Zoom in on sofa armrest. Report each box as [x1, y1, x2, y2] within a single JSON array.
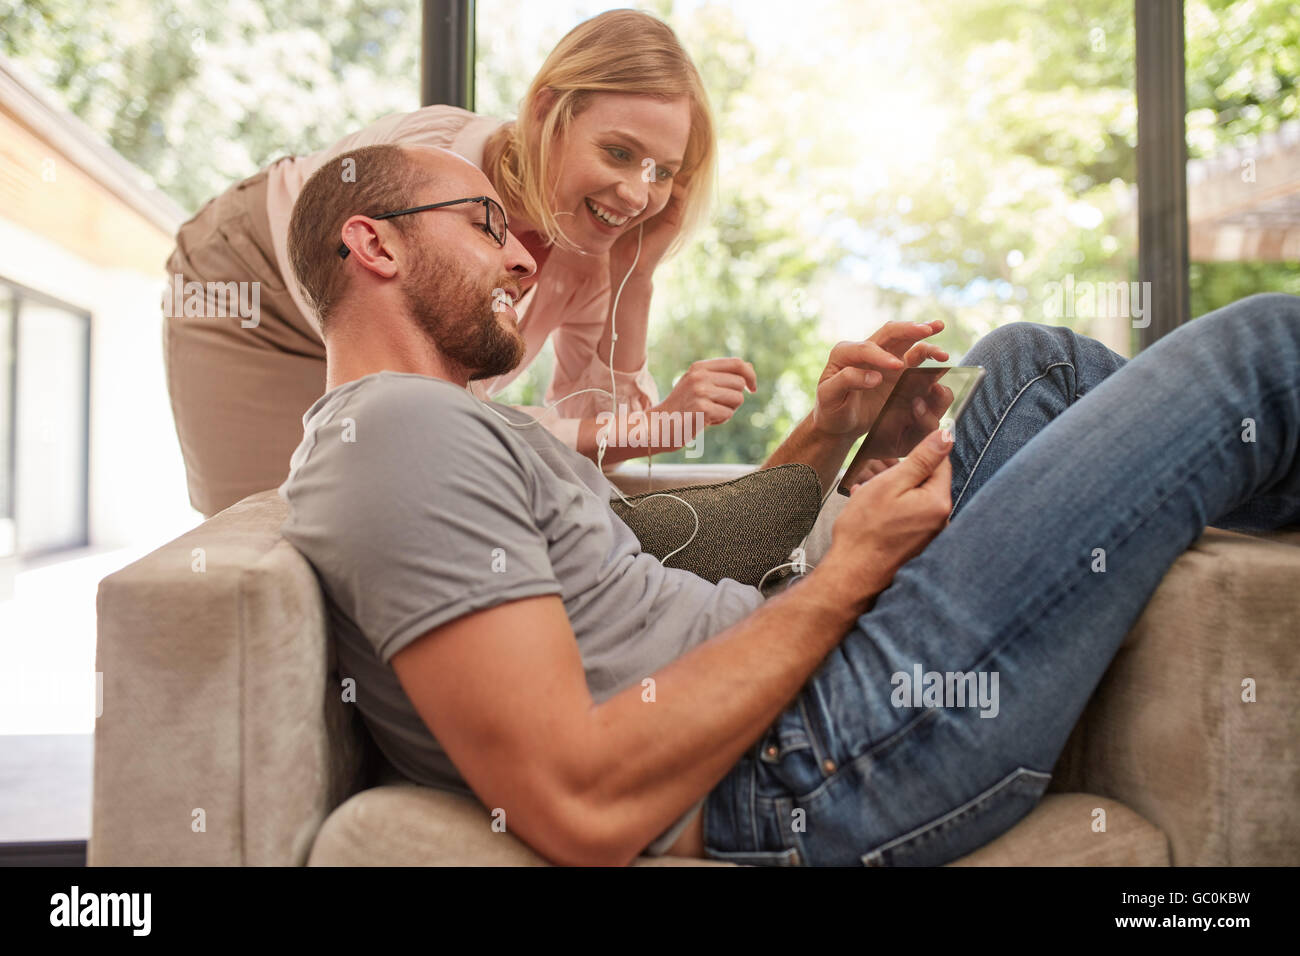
[[1049, 527, 1300, 864], [91, 491, 370, 866]]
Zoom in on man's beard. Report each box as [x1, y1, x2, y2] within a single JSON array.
[[402, 246, 525, 382]]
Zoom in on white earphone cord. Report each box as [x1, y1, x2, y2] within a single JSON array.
[[467, 223, 819, 590]]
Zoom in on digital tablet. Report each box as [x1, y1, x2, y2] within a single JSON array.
[[836, 365, 986, 496]]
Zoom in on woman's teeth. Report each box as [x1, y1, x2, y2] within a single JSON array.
[[585, 198, 629, 227]]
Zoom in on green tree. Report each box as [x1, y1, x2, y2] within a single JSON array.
[[6, 0, 1294, 465], [1, 0, 421, 211]]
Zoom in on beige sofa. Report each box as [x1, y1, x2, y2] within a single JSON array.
[[90, 463, 1300, 866]]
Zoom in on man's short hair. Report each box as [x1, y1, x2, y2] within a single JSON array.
[[287, 144, 427, 331]]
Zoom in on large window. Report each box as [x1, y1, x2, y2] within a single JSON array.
[[479, 0, 1141, 463], [7, 2, 1294, 468], [0, 283, 13, 562], [0, 281, 92, 853], [0, 280, 89, 559]]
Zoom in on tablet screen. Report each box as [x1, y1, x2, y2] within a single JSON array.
[[837, 365, 985, 495]]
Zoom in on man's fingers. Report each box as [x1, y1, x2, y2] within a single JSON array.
[[920, 453, 953, 511], [829, 339, 904, 373], [928, 383, 954, 413], [818, 365, 882, 407], [850, 457, 900, 488], [912, 384, 954, 428], [870, 319, 945, 352], [911, 397, 943, 432], [882, 428, 954, 489]]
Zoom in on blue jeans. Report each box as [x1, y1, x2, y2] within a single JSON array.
[[702, 293, 1300, 866]]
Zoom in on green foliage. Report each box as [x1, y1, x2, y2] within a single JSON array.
[[645, 195, 831, 464], [0, 0, 421, 211], [1186, 0, 1300, 153], [1191, 261, 1300, 318], [4, 0, 1295, 464], [1184, 0, 1300, 316], [853, 0, 1299, 335]]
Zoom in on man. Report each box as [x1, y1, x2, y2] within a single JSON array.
[[279, 143, 1300, 866]]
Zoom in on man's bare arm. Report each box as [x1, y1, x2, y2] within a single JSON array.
[[389, 431, 951, 867], [577, 559, 873, 864], [761, 412, 858, 497], [568, 432, 953, 864], [390, 558, 873, 867]]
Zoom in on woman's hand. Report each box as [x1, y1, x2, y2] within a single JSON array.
[[811, 319, 949, 439], [650, 357, 757, 447]]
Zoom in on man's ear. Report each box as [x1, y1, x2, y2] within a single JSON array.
[[339, 216, 399, 279]]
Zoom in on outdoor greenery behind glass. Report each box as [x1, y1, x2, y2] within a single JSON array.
[[3, 0, 1293, 464]]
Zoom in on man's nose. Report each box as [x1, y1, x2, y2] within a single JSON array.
[[504, 231, 536, 278]]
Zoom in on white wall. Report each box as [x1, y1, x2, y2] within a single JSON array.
[[0, 216, 201, 552]]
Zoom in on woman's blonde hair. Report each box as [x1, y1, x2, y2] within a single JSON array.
[[488, 8, 716, 256]]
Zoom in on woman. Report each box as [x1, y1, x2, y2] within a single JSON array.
[[164, 9, 755, 517]]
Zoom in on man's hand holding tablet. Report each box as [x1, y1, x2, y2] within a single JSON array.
[[837, 365, 986, 496], [810, 321, 951, 440]]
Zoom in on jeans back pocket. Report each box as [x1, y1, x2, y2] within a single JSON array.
[[860, 766, 1052, 867]]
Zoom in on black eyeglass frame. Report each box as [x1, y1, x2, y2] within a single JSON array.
[[336, 195, 508, 258]]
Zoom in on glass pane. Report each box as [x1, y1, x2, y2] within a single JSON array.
[[0, 4, 421, 214], [1185, 0, 1300, 315], [477, 1, 1139, 466], [0, 285, 13, 556], [14, 302, 89, 556], [0, 295, 94, 844]]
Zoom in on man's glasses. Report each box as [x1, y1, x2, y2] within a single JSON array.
[[337, 196, 508, 258]]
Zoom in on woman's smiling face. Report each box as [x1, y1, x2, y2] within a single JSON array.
[[546, 92, 692, 253]]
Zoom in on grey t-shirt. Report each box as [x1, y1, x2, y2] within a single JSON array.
[[278, 370, 766, 857]]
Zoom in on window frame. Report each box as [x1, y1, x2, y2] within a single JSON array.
[[1135, 0, 1191, 350], [0, 276, 93, 559]]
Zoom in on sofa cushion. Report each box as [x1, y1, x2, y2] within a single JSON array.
[[608, 462, 823, 588], [306, 784, 1166, 867], [948, 793, 1169, 866]]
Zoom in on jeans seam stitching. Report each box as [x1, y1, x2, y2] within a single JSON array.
[[796, 708, 943, 806], [758, 367, 1292, 859], [835, 420, 1240, 807], [859, 764, 1053, 862], [796, 695, 833, 775], [952, 361, 1075, 514]]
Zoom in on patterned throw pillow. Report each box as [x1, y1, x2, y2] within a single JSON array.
[[608, 463, 824, 590]]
